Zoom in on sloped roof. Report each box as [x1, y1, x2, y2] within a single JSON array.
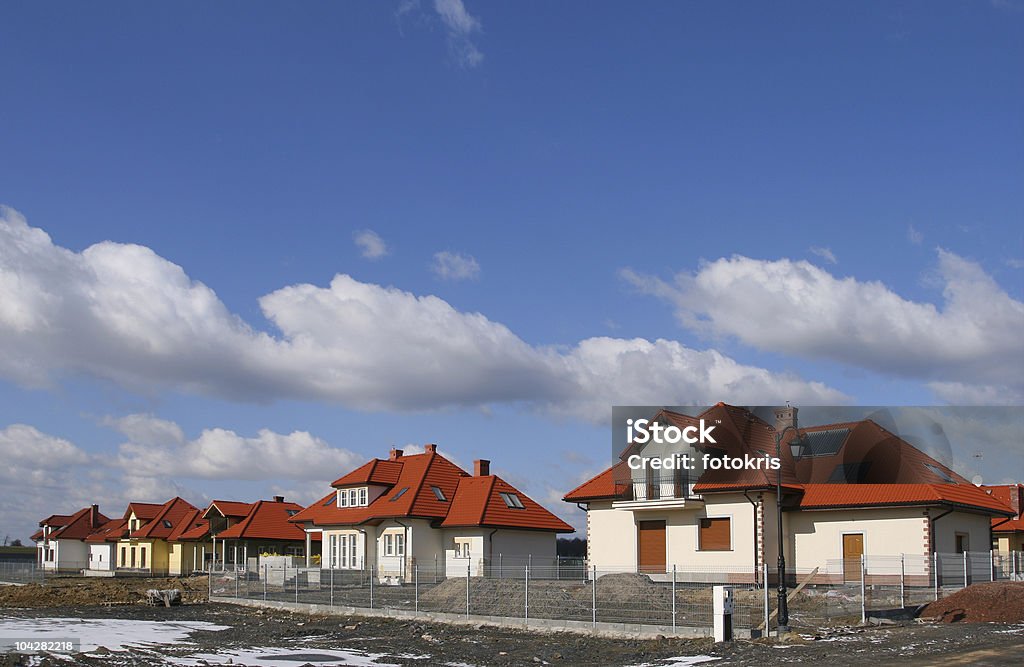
[[168, 509, 210, 542], [292, 448, 570, 533], [204, 501, 254, 520], [441, 476, 573, 532], [36, 506, 110, 541], [216, 499, 313, 541], [988, 484, 1024, 532], [798, 483, 1014, 515], [123, 502, 163, 521], [85, 517, 129, 544], [129, 497, 198, 540], [563, 462, 632, 502]]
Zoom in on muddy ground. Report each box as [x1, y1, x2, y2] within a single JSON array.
[[1, 578, 1022, 666]]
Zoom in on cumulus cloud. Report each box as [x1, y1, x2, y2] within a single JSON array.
[[353, 229, 389, 260], [809, 246, 837, 264], [431, 250, 480, 281], [110, 414, 362, 481], [623, 250, 1024, 403], [433, 0, 484, 68], [0, 208, 844, 419]]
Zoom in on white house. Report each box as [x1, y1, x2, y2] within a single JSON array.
[[32, 505, 110, 572], [84, 517, 128, 574], [565, 404, 1013, 583], [290, 445, 573, 580]]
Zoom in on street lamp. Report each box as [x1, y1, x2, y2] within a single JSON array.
[[774, 419, 807, 635]]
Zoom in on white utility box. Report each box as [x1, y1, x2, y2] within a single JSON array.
[[713, 585, 735, 642]]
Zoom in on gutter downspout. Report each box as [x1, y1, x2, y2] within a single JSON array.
[[357, 528, 369, 574], [743, 490, 760, 586], [487, 528, 499, 572]]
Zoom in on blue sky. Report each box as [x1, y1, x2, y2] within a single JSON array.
[[1, 1, 1022, 542]]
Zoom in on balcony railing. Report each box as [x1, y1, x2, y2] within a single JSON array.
[[630, 473, 700, 502]]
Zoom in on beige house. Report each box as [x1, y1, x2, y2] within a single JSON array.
[[565, 404, 1013, 582]]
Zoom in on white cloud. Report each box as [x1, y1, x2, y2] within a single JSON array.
[[110, 414, 362, 481], [431, 250, 480, 281], [433, 0, 484, 68], [353, 229, 389, 260], [0, 424, 90, 467], [809, 246, 837, 264], [907, 225, 924, 245], [623, 250, 1024, 403], [0, 207, 845, 418]]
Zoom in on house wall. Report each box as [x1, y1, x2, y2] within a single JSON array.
[[442, 529, 485, 576], [929, 510, 992, 555], [788, 507, 929, 575], [995, 533, 1024, 552], [40, 539, 89, 571], [490, 529, 556, 564], [88, 544, 114, 571], [321, 528, 371, 570], [586, 501, 639, 569]]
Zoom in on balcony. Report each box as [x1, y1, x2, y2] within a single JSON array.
[[611, 473, 704, 511]]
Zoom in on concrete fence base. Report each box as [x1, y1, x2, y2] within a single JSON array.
[[210, 595, 753, 640]]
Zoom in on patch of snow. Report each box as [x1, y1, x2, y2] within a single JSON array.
[[166, 646, 410, 667], [0, 616, 229, 653], [629, 656, 720, 667]]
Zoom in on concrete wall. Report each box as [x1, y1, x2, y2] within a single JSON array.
[[930, 510, 992, 555], [88, 543, 114, 571]]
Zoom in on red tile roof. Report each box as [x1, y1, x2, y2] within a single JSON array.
[[563, 462, 632, 502], [123, 502, 163, 521], [36, 506, 110, 541], [798, 483, 1014, 515], [85, 518, 129, 544], [987, 484, 1024, 532], [292, 448, 572, 533], [167, 509, 210, 542], [129, 497, 199, 540], [205, 501, 254, 520], [215, 499, 314, 541]]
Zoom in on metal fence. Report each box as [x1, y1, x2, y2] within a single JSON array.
[[216, 550, 1023, 634], [0, 562, 43, 584]]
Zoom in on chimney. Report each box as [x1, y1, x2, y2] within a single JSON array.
[[474, 459, 490, 477], [424, 444, 437, 454], [90, 504, 99, 528], [389, 448, 404, 461], [273, 495, 284, 503], [774, 405, 798, 435]]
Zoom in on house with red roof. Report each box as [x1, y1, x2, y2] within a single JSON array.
[[564, 404, 1014, 582], [289, 444, 573, 580], [32, 505, 110, 572], [210, 496, 319, 570], [84, 517, 129, 574], [115, 497, 199, 574], [987, 484, 1024, 553]]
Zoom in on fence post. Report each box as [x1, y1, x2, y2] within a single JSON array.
[[370, 565, 374, 609], [263, 564, 267, 601], [860, 554, 866, 625], [434, 553, 438, 584], [933, 552, 939, 601], [499, 553, 503, 579], [235, 569, 239, 599], [671, 564, 676, 631], [763, 563, 770, 634], [415, 564, 419, 612], [556, 556, 559, 581], [962, 551, 968, 589], [525, 564, 530, 623], [899, 554, 905, 609], [591, 565, 597, 627], [294, 567, 298, 604], [330, 566, 334, 607], [990, 550, 995, 582], [466, 561, 471, 619], [208, 561, 212, 600]]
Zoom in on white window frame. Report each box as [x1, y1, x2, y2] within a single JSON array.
[[396, 533, 405, 556], [454, 538, 471, 559], [339, 490, 349, 507], [384, 533, 394, 556]]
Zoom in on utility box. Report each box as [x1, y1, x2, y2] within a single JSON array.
[[713, 585, 734, 642]]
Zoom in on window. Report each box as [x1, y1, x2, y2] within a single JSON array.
[[348, 489, 358, 506], [339, 490, 349, 507], [454, 539, 471, 558], [431, 486, 447, 501], [359, 488, 368, 506], [140, 547, 147, 568], [162, 520, 173, 529], [396, 533, 405, 556], [121, 546, 126, 566], [499, 492, 524, 509], [698, 517, 731, 551], [340, 535, 347, 567], [325, 495, 337, 507], [955, 533, 969, 554], [828, 462, 871, 483], [384, 534, 394, 556], [390, 487, 409, 502], [286, 509, 299, 516], [925, 463, 956, 483]]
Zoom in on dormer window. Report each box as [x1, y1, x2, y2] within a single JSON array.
[[338, 487, 370, 508]]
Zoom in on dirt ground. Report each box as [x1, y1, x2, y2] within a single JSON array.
[[921, 581, 1024, 623], [1, 578, 1022, 666], [0, 576, 209, 608]]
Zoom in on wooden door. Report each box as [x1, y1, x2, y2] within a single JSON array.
[[843, 533, 864, 582], [638, 520, 667, 573]]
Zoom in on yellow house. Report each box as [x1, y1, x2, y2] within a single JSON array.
[[167, 508, 213, 575], [116, 498, 198, 575]]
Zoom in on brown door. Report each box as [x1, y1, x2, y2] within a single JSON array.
[[843, 533, 864, 582], [638, 520, 667, 573]]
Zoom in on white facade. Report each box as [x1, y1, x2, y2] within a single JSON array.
[[36, 538, 90, 572], [87, 543, 115, 571]]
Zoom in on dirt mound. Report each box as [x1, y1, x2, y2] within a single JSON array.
[[418, 578, 591, 618], [920, 581, 1024, 623], [0, 576, 209, 608]]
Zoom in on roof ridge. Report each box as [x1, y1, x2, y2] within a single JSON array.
[[477, 476, 496, 525]]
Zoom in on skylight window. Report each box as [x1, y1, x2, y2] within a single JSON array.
[[162, 520, 173, 528], [925, 463, 956, 483], [286, 509, 299, 516], [390, 487, 409, 502], [500, 492, 525, 509], [432, 486, 447, 501]]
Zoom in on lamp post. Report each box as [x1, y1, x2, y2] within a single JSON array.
[[774, 420, 806, 635]]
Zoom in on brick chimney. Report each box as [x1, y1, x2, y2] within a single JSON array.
[[424, 444, 437, 454], [389, 448, 404, 461], [474, 459, 490, 477], [273, 495, 284, 503], [774, 405, 798, 434], [90, 504, 99, 528]]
